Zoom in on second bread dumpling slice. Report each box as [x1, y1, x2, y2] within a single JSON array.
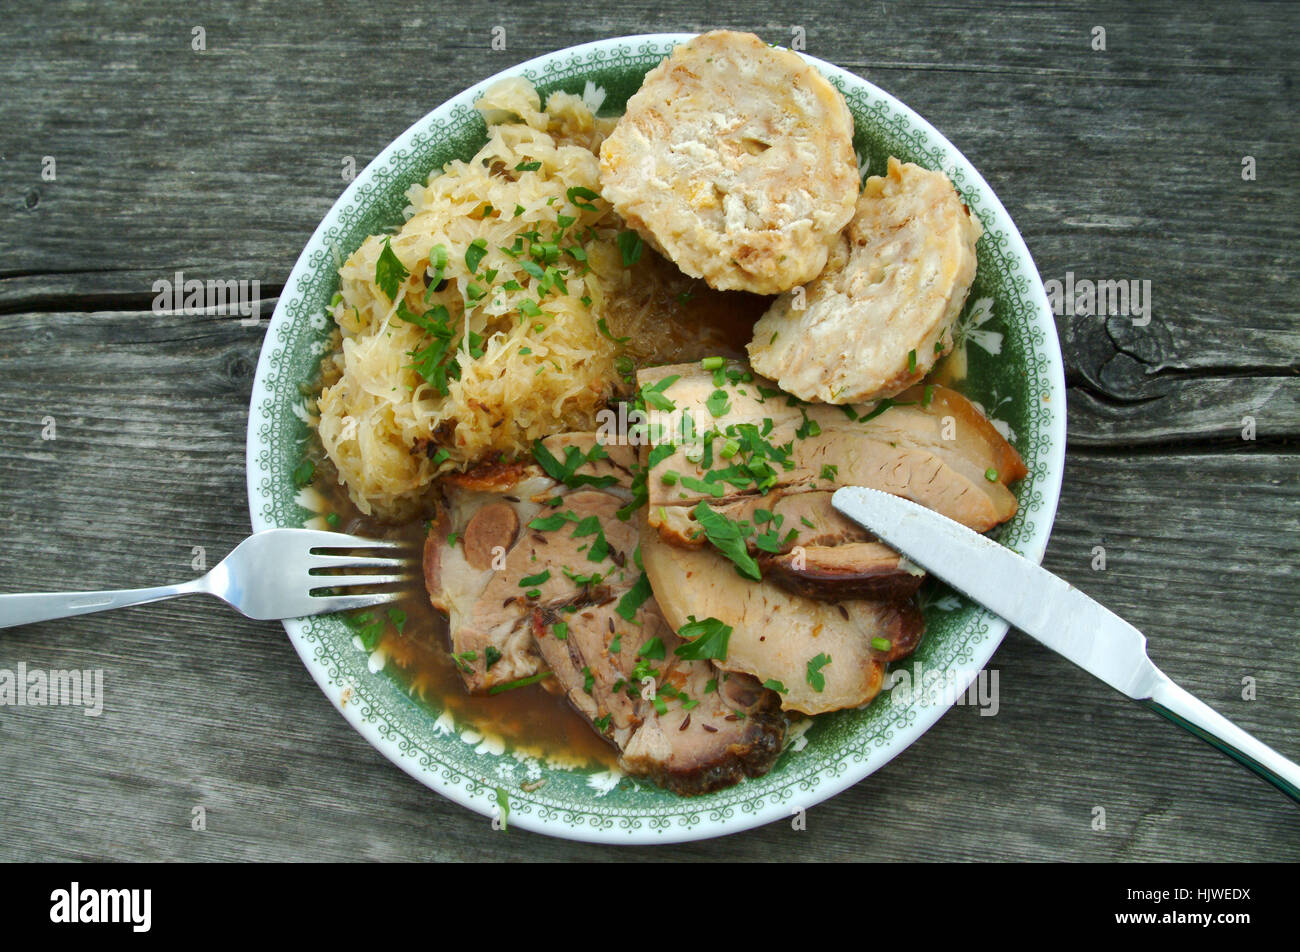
[[748, 157, 983, 405]]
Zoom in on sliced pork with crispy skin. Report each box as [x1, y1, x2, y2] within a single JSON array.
[[760, 541, 925, 602], [531, 598, 784, 795], [655, 490, 923, 602], [423, 434, 638, 694], [641, 518, 924, 715], [631, 362, 1021, 714], [424, 430, 786, 793], [654, 489, 873, 549], [639, 362, 1026, 535]]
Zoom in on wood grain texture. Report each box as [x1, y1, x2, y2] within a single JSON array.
[[0, 0, 1297, 861]]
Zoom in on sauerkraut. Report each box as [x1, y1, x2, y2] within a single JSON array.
[[316, 79, 629, 520]]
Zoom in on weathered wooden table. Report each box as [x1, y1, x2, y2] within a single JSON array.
[[1, 1, 1295, 861]]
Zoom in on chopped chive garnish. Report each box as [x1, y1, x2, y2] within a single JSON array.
[[488, 671, 552, 695]]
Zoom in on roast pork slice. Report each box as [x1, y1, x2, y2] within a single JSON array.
[[761, 542, 926, 602], [641, 518, 924, 715], [423, 432, 638, 694], [654, 490, 874, 549], [530, 597, 785, 795], [656, 491, 924, 602], [639, 362, 1026, 534]]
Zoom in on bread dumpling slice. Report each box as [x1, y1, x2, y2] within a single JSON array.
[[748, 157, 982, 404], [599, 30, 859, 295]]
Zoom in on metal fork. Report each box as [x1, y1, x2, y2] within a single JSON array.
[[0, 529, 413, 629]]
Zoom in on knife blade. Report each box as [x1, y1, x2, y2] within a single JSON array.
[[832, 485, 1300, 803]]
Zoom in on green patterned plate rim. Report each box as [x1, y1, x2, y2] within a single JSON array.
[[246, 34, 1067, 844]]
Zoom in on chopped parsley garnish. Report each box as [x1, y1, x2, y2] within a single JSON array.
[[806, 653, 832, 693], [292, 459, 315, 488], [674, 617, 732, 661], [763, 678, 789, 694], [794, 410, 821, 440], [692, 502, 761, 580], [705, 389, 731, 418], [532, 440, 619, 489], [464, 237, 488, 274], [553, 621, 569, 641], [615, 572, 652, 621], [398, 300, 461, 396], [518, 569, 551, 588], [637, 636, 666, 660], [514, 159, 541, 172], [820, 464, 839, 481], [375, 238, 409, 301], [570, 515, 610, 562], [617, 229, 644, 267], [681, 476, 726, 498], [527, 513, 570, 532], [639, 375, 680, 412], [562, 567, 606, 587], [484, 645, 503, 669], [355, 612, 384, 651], [565, 186, 600, 211]]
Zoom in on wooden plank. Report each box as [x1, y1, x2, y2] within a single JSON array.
[[1, 0, 1296, 861], [3, 4, 1294, 447], [0, 306, 1295, 859]]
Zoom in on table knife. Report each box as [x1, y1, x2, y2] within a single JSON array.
[[831, 485, 1300, 803]]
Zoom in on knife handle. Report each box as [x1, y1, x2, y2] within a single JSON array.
[[1143, 673, 1300, 803]]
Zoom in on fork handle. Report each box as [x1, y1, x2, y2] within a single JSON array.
[[0, 579, 209, 629], [1143, 673, 1300, 803]]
